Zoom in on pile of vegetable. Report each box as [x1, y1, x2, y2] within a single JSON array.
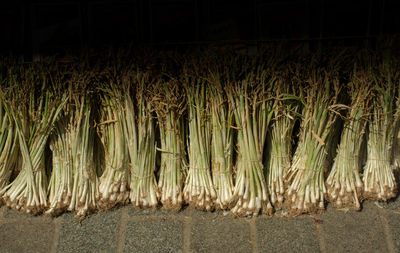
[[0, 45, 399, 217]]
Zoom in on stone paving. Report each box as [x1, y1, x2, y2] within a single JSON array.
[[0, 197, 399, 253]]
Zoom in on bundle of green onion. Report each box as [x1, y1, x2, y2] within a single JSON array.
[[207, 70, 235, 210], [266, 71, 300, 209], [0, 94, 19, 199], [227, 63, 274, 216], [68, 95, 97, 216], [153, 79, 186, 210], [183, 73, 216, 211], [123, 71, 159, 208], [285, 63, 342, 214], [47, 67, 98, 216], [326, 66, 372, 210], [97, 83, 130, 209], [1, 65, 66, 214], [363, 54, 399, 201]]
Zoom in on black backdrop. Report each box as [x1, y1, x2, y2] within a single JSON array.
[[2, 0, 400, 57]]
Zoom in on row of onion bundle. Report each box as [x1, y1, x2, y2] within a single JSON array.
[[0, 48, 399, 217]]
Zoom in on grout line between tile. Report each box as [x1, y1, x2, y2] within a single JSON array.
[[314, 223, 327, 253], [183, 208, 193, 253], [50, 216, 63, 253], [380, 211, 396, 253], [249, 218, 258, 253], [117, 207, 128, 253]]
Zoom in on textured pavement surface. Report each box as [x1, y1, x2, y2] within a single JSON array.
[[0, 197, 399, 253]]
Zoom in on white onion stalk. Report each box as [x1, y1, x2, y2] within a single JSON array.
[[0, 68, 67, 214], [363, 59, 398, 200], [97, 93, 129, 209], [228, 67, 274, 216], [154, 81, 186, 210], [183, 80, 216, 211], [208, 73, 234, 210], [123, 72, 159, 209], [285, 70, 341, 214], [326, 72, 371, 210]]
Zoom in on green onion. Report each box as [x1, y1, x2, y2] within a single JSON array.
[[183, 71, 216, 211], [0, 87, 19, 195], [266, 72, 300, 209], [228, 62, 274, 216], [123, 70, 159, 208], [208, 69, 234, 210], [326, 65, 371, 210], [285, 61, 342, 214], [363, 53, 399, 200], [47, 66, 97, 216], [97, 84, 130, 209], [1, 64, 67, 214], [68, 95, 97, 216], [154, 79, 186, 210]]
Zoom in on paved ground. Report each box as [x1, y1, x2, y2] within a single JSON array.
[[1, 197, 399, 253]]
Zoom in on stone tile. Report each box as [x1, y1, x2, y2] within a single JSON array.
[[385, 195, 400, 210], [0, 219, 55, 253], [319, 203, 388, 252], [127, 204, 190, 218], [56, 210, 121, 253], [256, 217, 320, 253], [386, 213, 400, 251], [124, 220, 183, 253], [3, 207, 54, 222], [191, 215, 252, 253]]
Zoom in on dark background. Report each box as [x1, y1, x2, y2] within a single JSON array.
[[2, 0, 400, 58]]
